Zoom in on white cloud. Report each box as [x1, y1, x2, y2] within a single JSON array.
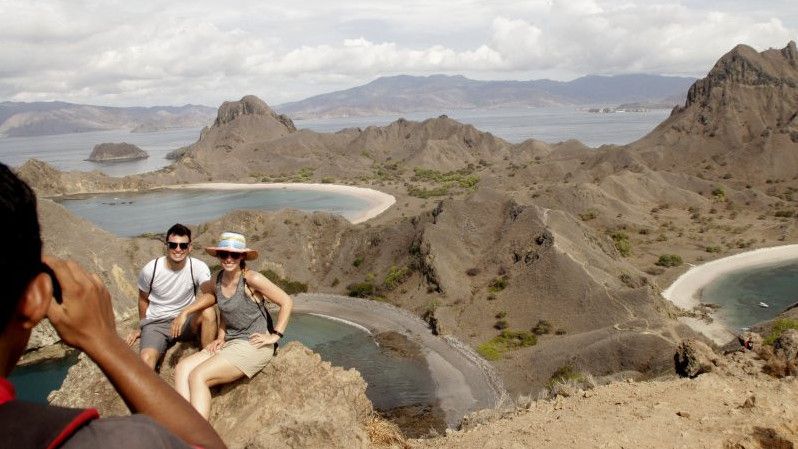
[[0, 0, 795, 106]]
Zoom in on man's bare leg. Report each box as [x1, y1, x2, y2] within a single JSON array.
[[191, 306, 218, 348], [140, 347, 160, 370]]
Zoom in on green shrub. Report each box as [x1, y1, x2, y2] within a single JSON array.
[[531, 320, 552, 335], [764, 318, 798, 345], [545, 365, 584, 388], [655, 254, 683, 267], [488, 276, 508, 293], [579, 210, 597, 221], [711, 187, 725, 198], [494, 319, 508, 330], [383, 266, 411, 290], [346, 282, 375, 298], [774, 210, 795, 218], [610, 231, 631, 257], [352, 256, 364, 268], [476, 342, 503, 361], [705, 245, 722, 253], [476, 330, 537, 361]]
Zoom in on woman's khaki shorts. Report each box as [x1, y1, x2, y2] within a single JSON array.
[[209, 338, 274, 378]]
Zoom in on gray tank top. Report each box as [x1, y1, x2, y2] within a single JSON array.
[[216, 272, 271, 341]]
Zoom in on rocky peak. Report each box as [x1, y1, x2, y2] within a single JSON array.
[[214, 95, 296, 131], [685, 42, 798, 107]]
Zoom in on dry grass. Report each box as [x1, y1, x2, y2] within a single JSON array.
[[366, 413, 410, 448]]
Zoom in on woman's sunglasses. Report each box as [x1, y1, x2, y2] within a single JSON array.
[[40, 262, 63, 304], [216, 251, 242, 260], [166, 242, 190, 250]]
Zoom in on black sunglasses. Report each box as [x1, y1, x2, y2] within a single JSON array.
[[40, 262, 63, 304], [216, 250, 242, 260], [167, 241, 190, 250]]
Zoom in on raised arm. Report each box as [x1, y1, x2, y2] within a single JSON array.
[[45, 256, 227, 449]]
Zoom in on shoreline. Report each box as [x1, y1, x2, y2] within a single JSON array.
[[662, 244, 798, 345], [165, 182, 396, 224], [293, 293, 505, 428]]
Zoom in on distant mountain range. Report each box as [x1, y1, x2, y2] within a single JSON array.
[[0, 101, 216, 137], [276, 74, 696, 119]]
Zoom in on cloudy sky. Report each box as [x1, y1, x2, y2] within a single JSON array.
[[1, 0, 795, 107]]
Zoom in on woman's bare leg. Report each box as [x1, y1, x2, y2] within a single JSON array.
[[188, 355, 245, 418], [174, 350, 212, 400]]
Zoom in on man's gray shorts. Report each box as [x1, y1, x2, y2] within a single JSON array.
[[139, 313, 197, 355]]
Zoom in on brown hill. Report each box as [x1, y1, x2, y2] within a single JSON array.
[[630, 41, 798, 183]]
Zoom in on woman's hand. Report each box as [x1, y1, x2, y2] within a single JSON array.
[[204, 338, 225, 353], [249, 332, 279, 348]]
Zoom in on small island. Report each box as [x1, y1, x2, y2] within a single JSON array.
[[86, 142, 149, 162]]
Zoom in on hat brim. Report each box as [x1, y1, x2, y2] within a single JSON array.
[[205, 247, 259, 261]]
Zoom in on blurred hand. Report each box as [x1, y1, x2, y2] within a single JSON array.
[[204, 339, 224, 353], [125, 329, 141, 347], [44, 256, 117, 352], [249, 332, 279, 348]]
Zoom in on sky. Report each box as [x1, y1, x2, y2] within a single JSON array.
[[1, 0, 796, 107]]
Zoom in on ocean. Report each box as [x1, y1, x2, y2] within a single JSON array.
[[0, 106, 671, 177]]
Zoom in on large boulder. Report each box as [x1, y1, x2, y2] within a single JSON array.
[[50, 342, 384, 449], [674, 339, 722, 378]]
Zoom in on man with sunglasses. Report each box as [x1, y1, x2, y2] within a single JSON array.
[[126, 224, 216, 370], [0, 163, 227, 448]]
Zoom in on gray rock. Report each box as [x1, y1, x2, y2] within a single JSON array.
[[86, 142, 149, 162]]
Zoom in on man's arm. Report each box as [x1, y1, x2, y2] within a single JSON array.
[[125, 289, 149, 346], [170, 281, 216, 339], [45, 256, 227, 449]]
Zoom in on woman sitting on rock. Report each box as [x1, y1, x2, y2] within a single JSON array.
[[173, 232, 292, 419]]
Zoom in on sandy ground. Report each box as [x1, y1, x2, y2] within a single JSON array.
[[662, 244, 798, 345], [165, 182, 396, 224], [414, 351, 798, 449], [291, 293, 506, 428]]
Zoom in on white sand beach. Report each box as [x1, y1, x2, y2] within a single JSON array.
[[662, 244, 798, 344], [166, 182, 396, 224]]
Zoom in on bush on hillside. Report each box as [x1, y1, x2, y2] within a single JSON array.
[[655, 254, 683, 267]]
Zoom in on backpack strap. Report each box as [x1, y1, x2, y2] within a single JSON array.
[[0, 400, 99, 449], [147, 257, 159, 298], [189, 257, 196, 296]]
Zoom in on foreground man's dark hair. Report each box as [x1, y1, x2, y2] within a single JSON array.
[[0, 163, 41, 331]]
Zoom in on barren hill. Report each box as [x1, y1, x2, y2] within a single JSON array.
[[630, 41, 798, 184]]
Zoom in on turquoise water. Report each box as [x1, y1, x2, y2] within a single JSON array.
[[700, 260, 798, 330], [55, 188, 372, 236], [9, 313, 435, 411]]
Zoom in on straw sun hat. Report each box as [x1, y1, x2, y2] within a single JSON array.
[[204, 232, 259, 261]]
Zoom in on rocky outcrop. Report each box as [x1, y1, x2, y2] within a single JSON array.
[[86, 142, 149, 162], [50, 342, 391, 449], [674, 339, 723, 378]]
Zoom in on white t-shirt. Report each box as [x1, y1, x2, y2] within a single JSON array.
[[136, 257, 211, 321]]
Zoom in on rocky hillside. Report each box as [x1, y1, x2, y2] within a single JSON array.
[[0, 101, 215, 137], [631, 41, 798, 184]]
